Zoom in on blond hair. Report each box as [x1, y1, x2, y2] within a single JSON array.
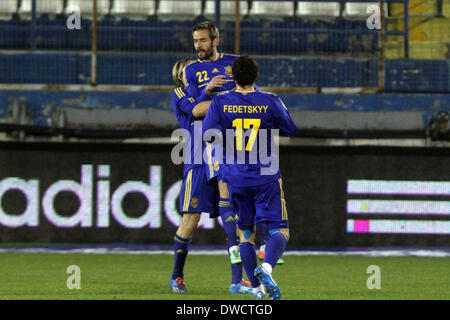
[[172, 58, 192, 88]]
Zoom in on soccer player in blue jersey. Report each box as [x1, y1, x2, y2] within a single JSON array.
[[169, 58, 213, 293], [185, 22, 238, 99], [202, 56, 296, 300], [185, 21, 249, 291], [188, 21, 285, 267], [169, 58, 251, 295]]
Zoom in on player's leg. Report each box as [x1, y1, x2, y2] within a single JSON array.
[[205, 147, 249, 293], [253, 178, 289, 300], [218, 179, 239, 265], [262, 178, 289, 271], [254, 226, 288, 300], [237, 226, 266, 299], [170, 212, 200, 293], [230, 184, 265, 299], [260, 228, 289, 274], [256, 222, 268, 259], [217, 179, 251, 294], [205, 147, 241, 266], [257, 222, 285, 265], [170, 168, 203, 293], [218, 180, 239, 262]]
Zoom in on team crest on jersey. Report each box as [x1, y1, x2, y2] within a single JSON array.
[[212, 68, 219, 73], [224, 65, 232, 77], [191, 197, 199, 208]]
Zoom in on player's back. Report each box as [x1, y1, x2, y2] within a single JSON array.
[[212, 89, 296, 187], [171, 87, 193, 131], [171, 87, 204, 175]]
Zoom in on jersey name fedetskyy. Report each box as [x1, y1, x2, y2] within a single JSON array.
[[202, 89, 297, 187]]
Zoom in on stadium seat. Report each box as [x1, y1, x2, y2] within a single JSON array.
[[111, 0, 156, 19], [204, 0, 249, 19], [249, 1, 295, 17], [297, 2, 341, 17], [239, 18, 263, 54], [0, 16, 28, 49], [19, 0, 64, 17], [65, 18, 92, 50], [0, 0, 18, 19], [343, 3, 388, 17], [33, 14, 67, 50], [157, 0, 202, 18], [65, 0, 111, 18]]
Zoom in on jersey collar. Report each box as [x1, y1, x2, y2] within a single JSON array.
[[235, 88, 256, 94], [197, 53, 223, 63]]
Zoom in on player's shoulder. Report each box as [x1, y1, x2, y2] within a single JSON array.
[[171, 87, 189, 106], [221, 53, 239, 62], [213, 90, 235, 104], [260, 90, 290, 111], [216, 89, 233, 97], [257, 90, 280, 100], [211, 90, 232, 105], [258, 90, 278, 97], [172, 87, 187, 99], [257, 90, 288, 109], [184, 60, 202, 74]]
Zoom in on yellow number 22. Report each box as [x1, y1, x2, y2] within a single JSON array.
[[232, 118, 261, 151], [196, 71, 209, 83]]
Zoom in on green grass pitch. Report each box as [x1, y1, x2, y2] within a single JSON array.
[[0, 253, 448, 300]]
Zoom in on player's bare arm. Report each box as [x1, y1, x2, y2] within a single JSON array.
[[192, 100, 211, 118]]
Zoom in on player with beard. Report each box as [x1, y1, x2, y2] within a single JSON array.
[[169, 58, 251, 295], [184, 21, 251, 294]]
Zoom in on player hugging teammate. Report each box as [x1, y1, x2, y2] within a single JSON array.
[[170, 21, 296, 300]]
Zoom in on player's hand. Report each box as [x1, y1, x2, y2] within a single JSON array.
[[205, 75, 227, 95]]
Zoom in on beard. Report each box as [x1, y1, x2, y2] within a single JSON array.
[[197, 47, 214, 61]]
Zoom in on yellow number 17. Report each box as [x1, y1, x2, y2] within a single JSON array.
[[232, 118, 261, 151]]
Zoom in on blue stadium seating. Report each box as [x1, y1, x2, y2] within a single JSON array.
[[0, 14, 28, 49], [65, 18, 92, 50], [0, 51, 447, 92], [35, 14, 68, 49], [0, 53, 90, 84], [0, 11, 447, 92], [0, 15, 377, 55], [386, 60, 450, 93]]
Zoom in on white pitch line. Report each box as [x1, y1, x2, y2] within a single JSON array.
[[0, 248, 448, 258]]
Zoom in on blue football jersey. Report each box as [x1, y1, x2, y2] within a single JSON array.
[[202, 89, 297, 187], [184, 53, 239, 99], [171, 87, 205, 175]]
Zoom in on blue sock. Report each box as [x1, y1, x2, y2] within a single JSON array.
[[171, 234, 191, 280], [264, 231, 287, 269], [256, 222, 269, 246], [231, 261, 243, 285], [219, 197, 242, 284], [239, 242, 260, 288]]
